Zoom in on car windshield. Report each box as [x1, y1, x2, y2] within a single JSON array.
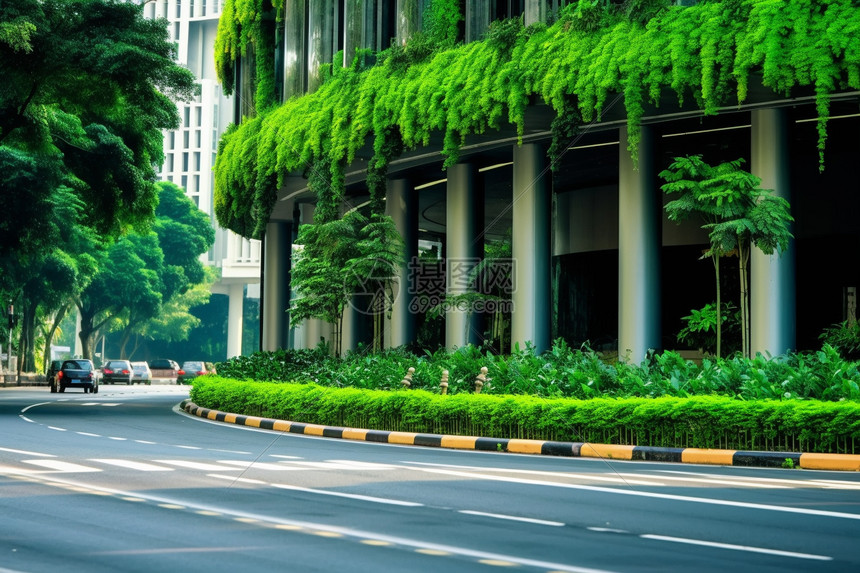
[[63, 360, 92, 371], [183, 362, 204, 371], [106, 361, 127, 368], [132, 364, 147, 371]]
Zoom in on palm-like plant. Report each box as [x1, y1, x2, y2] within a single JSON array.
[[661, 155, 793, 358]]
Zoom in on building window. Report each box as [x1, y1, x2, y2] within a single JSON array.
[[181, 175, 188, 189], [195, 130, 202, 148], [182, 152, 189, 171], [183, 130, 190, 147], [196, 106, 202, 127], [194, 152, 201, 171]]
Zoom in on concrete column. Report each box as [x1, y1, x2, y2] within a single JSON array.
[[386, 179, 418, 348], [524, 0, 548, 26], [261, 220, 292, 352], [512, 144, 551, 353], [618, 125, 661, 363], [226, 283, 244, 358], [446, 163, 482, 349], [750, 108, 796, 355]]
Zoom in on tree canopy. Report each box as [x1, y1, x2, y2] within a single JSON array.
[[1, 0, 196, 237], [77, 182, 216, 359], [0, 0, 199, 371]]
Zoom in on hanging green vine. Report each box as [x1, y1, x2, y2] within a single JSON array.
[[214, 0, 860, 239]]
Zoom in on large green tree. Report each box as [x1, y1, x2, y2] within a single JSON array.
[[78, 182, 215, 359], [0, 0, 196, 370], [0, 0, 196, 236]]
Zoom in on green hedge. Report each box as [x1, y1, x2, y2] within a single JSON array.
[[190, 376, 860, 454]]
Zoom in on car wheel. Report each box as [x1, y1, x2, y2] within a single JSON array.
[[83, 387, 89, 394]]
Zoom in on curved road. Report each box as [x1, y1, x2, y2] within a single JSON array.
[[1, 386, 858, 573]]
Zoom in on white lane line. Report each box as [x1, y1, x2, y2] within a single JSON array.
[[77, 432, 101, 437], [269, 454, 303, 460], [135, 440, 157, 444], [587, 527, 629, 534], [48, 426, 67, 432], [217, 460, 305, 471], [459, 510, 564, 527], [108, 437, 127, 441], [615, 472, 787, 489], [640, 534, 832, 561], [154, 460, 243, 471], [252, 478, 423, 507], [22, 460, 100, 473], [323, 460, 402, 470], [174, 445, 202, 450], [90, 459, 175, 472], [210, 449, 253, 454], [0, 447, 56, 457], [405, 462, 657, 486], [403, 465, 860, 521], [289, 461, 395, 471], [12, 473, 620, 573]]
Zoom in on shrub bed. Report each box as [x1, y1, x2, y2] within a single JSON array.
[[214, 341, 860, 401], [190, 376, 860, 454]]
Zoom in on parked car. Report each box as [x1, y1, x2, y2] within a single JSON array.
[[148, 358, 180, 383], [102, 359, 133, 385], [47, 359, 63, 393], [130, 361, 152, 385], [177, 361, 213, 384], [56, 359, 99, 393]]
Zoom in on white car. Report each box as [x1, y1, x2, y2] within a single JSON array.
[[131, 361, 152, 385]]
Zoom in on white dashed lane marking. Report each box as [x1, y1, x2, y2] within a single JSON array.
[[89, 459, 175, 472]]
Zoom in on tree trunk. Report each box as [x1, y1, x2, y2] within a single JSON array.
[[738, 240, 751, 358], [42, 305, 68, 373], [713, 254, 722, 359]]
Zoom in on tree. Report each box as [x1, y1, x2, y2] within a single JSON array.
[[78, 182, 215, 359], [0, 0, 196, 237], [661, 155, 793, 359], [0, 0, 196, 370], [290, 159, 403, 355]]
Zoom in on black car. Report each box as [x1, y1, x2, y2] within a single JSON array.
[[102, 359, 133, 385], [56, 359, 99, 393], [47, 359, 63, 393]]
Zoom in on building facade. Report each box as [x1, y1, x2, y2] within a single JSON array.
[[216, 0, 860, 361], [143, 0, 262, 358]]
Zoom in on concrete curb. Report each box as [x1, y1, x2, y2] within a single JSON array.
[[180, 400, 860, 471]]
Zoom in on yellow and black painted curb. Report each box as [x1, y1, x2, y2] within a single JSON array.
[[180, 400, 860, 472]]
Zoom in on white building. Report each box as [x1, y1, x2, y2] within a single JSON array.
[[143, 0, 261, 358]]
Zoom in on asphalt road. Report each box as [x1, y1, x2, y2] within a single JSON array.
[[1, 385, 859, 573]]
